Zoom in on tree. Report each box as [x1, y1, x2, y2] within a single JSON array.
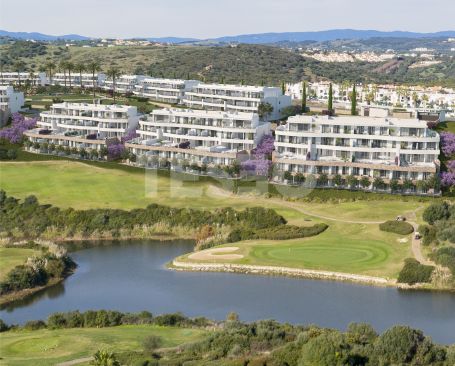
[[142, 335, 162, 355], [14, 61, 26, 86], [257, 102, 273, 121], [46, 61, 56, 84], [75, 63, 85, 88], [91, 350, 120, 366], [360, 176, 370, 189], [317, 173, 328, 187], [422, 202, 450, 225], [87, 61, 101, 100], [66, 61, 75, 89], [106, 67, 121, 103], [346, 175, 359, 189], [333, 174, 343, 187], [301, 81, 307, 112], [59, 61, 68, 88], [351, 83, 357, 115], [373, 177, 384, 190], [328, 83, 333, 112], [281, 81, 286, 95]]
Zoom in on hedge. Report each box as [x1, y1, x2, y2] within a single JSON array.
[[379, 221, 414, 235]]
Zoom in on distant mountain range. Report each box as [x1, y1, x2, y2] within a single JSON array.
[[1, 29, 455, 44]]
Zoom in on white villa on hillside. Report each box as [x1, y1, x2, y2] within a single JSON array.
[[24, 102, 139, 151], [0, 72, 47, 87], [182, 83, 291, 120], [102, 74, 145, 94], [126, 108, 270, 167], [274, 114, 440, 193], [133, 78, 199, 104], [51, 73, 106, 88]]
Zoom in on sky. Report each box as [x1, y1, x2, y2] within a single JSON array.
[[0, 0, 454, 39]]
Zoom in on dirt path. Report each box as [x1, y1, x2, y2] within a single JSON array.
[[56, 357, 93, 366], [409, 221, 435, 266]]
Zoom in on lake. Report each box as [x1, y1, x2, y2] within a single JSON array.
[[1, 240, 454, 344]]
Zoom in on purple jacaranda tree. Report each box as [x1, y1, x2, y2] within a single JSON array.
[[439, 132, 455, 189], [121, 130, 139, 143], [106, 140, 126, 160], [440, 132, 455, 156], [240, 134, 274, 176], [0, 113, 37, 144]]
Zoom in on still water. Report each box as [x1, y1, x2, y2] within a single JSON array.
[[1, 240, 454, 343]]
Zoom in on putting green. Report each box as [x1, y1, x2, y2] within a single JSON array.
[[0, 325, 207, 366]]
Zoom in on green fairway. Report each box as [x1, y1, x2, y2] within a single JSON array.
[[0, 247, 41, 280], [183, 222, 412, 278], [0, 325, 207, 366]]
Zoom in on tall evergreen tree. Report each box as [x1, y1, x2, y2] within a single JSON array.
[[301, 81, 307, 112], [328, 83, 333, 112], [351, 84, 357, 115], [281, 81, 286, 95]]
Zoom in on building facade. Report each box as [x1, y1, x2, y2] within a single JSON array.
[[182, 83, 291, 120], [126, 108, 270, 166], [0, 72, 47, 87], [102, 74, 145, 94], [51, 73, 106, 88], [274, 114, 440, 193], [0, 86, 25, 126], [133, 78, 199, 104], [24, 102, 139, 151]]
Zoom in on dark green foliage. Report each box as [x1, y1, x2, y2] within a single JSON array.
[[379, 220, 414, 235], [328, 83, 333, 111], [0, 191, 286, 239], [419, 224, 438, 246], [0, 319, 9, 332], [23, 320, 46, 330], [397, 259, 434, 284], [227, 223, 328, 242], [432, 247, 455, 276], [422, 202, 450, 225]]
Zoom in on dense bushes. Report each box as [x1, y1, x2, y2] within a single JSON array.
[[423, 202, 452, 224], [0, 190, 286, 239], [379, 220, 414, 235], [432, 247, 455, 276], [397, 259, 435, 285], [227, 223, 328, 242], [0, 253, 76, 296]]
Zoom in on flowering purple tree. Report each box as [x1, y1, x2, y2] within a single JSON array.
[[240, 134, 274, 177], [106, 139, 126, 160], [440, 132, 455, 156], [121, 130, 139, 143], [0, 113, 37, 144], [439, 132, 455, 190]]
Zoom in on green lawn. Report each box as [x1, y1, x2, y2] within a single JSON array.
[[182, 222, 412, 278], [0, 247, 41, 280], [0, 325, 207, 366]]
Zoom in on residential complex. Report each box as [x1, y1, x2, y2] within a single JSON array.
[[103, 74, 145, 94], [274, 114, 440, 193], [24, 102, 139, 151], [51, 73, 106, 88], [0, 86, 24, 126], [133, 78, 199, 104], [0, 72, 47, 87], [182, 83, 291, 120], [127, 108, 270, 166]]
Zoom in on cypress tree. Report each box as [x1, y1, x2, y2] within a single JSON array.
[[328, 83, 333, 112], [351, 84, 357, 115], [301, 81, 307, 112], [281, 81, 286, 95]]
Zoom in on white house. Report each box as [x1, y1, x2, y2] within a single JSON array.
[[133, 78, 199, 104], [0, 72, 47, 87]]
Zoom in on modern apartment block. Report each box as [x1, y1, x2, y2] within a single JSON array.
[[182, 83, 291, 120], [51, 73, 106, 88], [102, 74, 145, 94], [0, 86, 25, 126], [274, 114, 440, 192], [24, 102, 139, 151], [133, 78, 199, 104], [126, 108, 270, 166], [0, 72, 47, 87]]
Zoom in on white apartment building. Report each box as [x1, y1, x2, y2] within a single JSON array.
[[274, 115, 440, 193], [102, 74, 145, 94], [0, 72, 47, 87], [133, 78, 199, 104], [182, 83, 291, 121], [0, 86, 24, 114], [126, 108, 270, 166], [24, 102, 139, 151], [51, 73, 106, 88]]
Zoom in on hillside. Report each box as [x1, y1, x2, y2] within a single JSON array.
[[1, 43, 455, 87]]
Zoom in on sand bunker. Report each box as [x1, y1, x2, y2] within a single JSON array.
[[188, 247, 243, 260]]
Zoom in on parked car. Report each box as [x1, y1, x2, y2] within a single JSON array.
[[414, 232, 421, 240], [396, 216, 406, 221]]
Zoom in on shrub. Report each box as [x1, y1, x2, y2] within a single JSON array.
[[397, 259, 434, 284], [24, 320, 46, 330], [142, 335, 162, 354], [432, 247, 455, 275], [379, 221, 414, 235], [0, 319, 9, 332], [422, 202, 450, 225]]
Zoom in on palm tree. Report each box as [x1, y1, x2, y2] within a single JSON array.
[[87, 61, 101, 100], [106, 67, 121, 103], [75, 62, 85, 88], [66, 61, 75, 89], [28, 71, 36, 87], [14, 61, 26, 86], [46, 61, 56, 85], [59, 61, 68, 88]]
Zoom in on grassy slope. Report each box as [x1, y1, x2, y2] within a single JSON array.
[[0, 247, 41, 280], [0, 325, 207, 366]]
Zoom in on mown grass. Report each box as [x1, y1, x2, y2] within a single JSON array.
[[0, 247, 41, 280], [0, 325, 207, 366]]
